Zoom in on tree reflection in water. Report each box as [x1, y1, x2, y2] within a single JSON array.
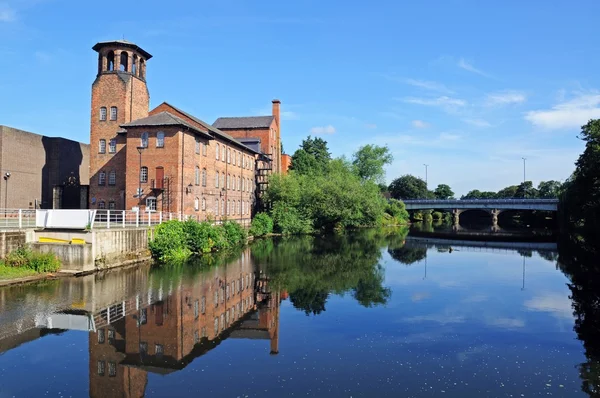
[[251, 228, 408, 316], [558, 232, 600, 397]]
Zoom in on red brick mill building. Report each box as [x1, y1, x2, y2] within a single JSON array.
[[89, 40, 283, 222]]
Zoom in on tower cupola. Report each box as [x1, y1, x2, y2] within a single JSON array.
[[92, 40, 152, 80]]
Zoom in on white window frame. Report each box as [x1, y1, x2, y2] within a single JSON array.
[[110, 106, 117, 121], [98, 171, 106, 185], [100, 107, 107, 121], [109, 139, 116, 153], [156, 132, 165, 148], [99, 139, 106, 154], [108, 171, 116, 186], [146, 196, 157, 211], [141, 132, 149, 148]]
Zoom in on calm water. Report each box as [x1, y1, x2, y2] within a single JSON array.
[[0, 228, 599, 397]]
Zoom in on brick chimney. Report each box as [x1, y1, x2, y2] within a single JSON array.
[[272, 99, 281, 129]]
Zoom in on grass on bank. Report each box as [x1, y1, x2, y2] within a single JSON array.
[[0, 246, 61, 280]]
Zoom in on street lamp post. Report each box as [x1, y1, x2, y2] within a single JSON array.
[[423, 163, 429, 188], [3, 172, 10, 215], [136, 146, 145, 205], [522, 157, 527, 198]]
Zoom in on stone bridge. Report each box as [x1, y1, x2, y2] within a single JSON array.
[[402, 199, 559, 227]]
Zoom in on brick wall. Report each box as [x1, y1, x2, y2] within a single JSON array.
[[0, 126, 89, 209]]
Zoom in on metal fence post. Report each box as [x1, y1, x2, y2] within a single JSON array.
[[122, 211, 126, 228], [107, 210, 111, 229], [148, 211, 151, 226], [159, 211, 163, 224], [136, 211, 139, 228], [18, 209, 22, 229]]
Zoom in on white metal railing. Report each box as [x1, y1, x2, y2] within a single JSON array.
[[0, 209, 252, 230], [0, 209, 36, 229]]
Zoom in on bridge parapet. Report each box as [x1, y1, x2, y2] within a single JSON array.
[[402, 199, 558, 212]]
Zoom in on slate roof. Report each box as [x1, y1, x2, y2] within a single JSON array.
[[120, 112, 211, 139], [92, 40, 153, 60], [158, 102, 262, 154], [213, 116, 274, 130]]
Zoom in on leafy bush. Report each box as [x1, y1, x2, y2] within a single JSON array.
[[432, 211, 443, 221], [272, 204, 313, 235], [249, 213, 274, 237], [2, 245, 60, 273], [149, 220, 191, 262], [150, 219, 247, 262], [384, 199, 410, 225]]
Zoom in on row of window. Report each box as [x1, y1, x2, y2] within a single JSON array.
[[195, 197, 252, 216], [193, 274, 252, 319], [193, 167, 254, 191], [97, 200, 116, 210], [99, 106, 118, 121], [215, 143, 254, 170], [98, 139, 117, 154], [98, 171, 117, 186]]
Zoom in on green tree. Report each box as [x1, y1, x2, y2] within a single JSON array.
[[515, 181, 537, 198], [388, 175, 430, 200], [352, 144, 393, 183], [497, 185, 518, 198], [537, 180, 563, 198], [461, 189, 482, 199], [290, 136, 331, 175], [564, 119, 600, 230], [434, 184, 454, 199]]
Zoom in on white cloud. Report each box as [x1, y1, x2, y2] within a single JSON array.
[[404, 78, 453, 94], [0, 3, 16, 22], [371, 132, 461, 148], [525, 92, 600, 130], [404, 313, 465, 325], [524, 293, 573, 320], [400, 96, 467, 108], [364, 123, 377, 129], [463, 118, 492, 128], [411, 120, 430, 129], [486, 91, 527, 106], [309, 125, 336, 135], [458, 58, 491, 78]]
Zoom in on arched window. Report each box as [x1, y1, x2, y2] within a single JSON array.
[[108, 171, 116, 186], [202, 168, 207, 187], [238, 200, 241, 215], [221, 172, 225, 188], [98, 171, 106, 185], [221, 199, 224, 216], [232, 175, 235, 190], [140, 166, 148, 183], [242, 200, 244, 215], [98, 200, 106, 209], [202, 197, 206, 211], [99, 139, 106, 154], [238, 176, 241, 191], [227, 200, 230, 215], [202, 142, 207, 156], [139, 59, 145, 79], [227, 148, 231, 164], [156, 132, 164, 148], [215, 172, 219, 188], [216, 143, 220, 160], [194, 197, 199, 211], [106, 51, 115, 71], [120, 51, 129, 72], [242, 178, 245, 192], [195, 166, 200, 185], [132, 54, 138, 75], [99, 107, 107, 121], [110, 106, 117, 121], [141, 132, 148, 148], [227, 174, 230, 189], [195, 138, 200, 154]]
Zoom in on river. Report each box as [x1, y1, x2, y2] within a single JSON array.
[[0, 226, 598, 397]]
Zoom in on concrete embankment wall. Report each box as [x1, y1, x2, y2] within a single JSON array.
[[34, 228, 153, 273], [0, 228, 153, 275]]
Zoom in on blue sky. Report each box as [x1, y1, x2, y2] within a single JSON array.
[[1, 0, 598, 195]]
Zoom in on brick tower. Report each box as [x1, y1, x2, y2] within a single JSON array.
[[89, 40, 151, 210]]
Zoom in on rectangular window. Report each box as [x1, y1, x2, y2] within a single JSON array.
[[195, 138, 200, 154], [215, 173, 219, 188], [202, 142, 207, 156], [156, 132, 164, 148], [155, 344, 164, 357], [100, 107, 107, 121], [108, 329, 115, 343], [99, 139, 106, 154], [97, 361, 105, 376], [108, 362, 116, 377], [97, 329, 105, 344], [109, 139, 116, 153], [194, 330, 200, 344], [108, 201, 115, 210], [98, 172, 106, 186], [201, 296, 206, 314], [146, 197, 156, 211], [194, 299, 199, 319], [108, 171, 116, 186], [140, 167, 148, 183], [110, 107, 117, 121]]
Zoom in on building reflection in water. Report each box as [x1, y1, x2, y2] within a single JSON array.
[[88, 248, 282, 397]]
